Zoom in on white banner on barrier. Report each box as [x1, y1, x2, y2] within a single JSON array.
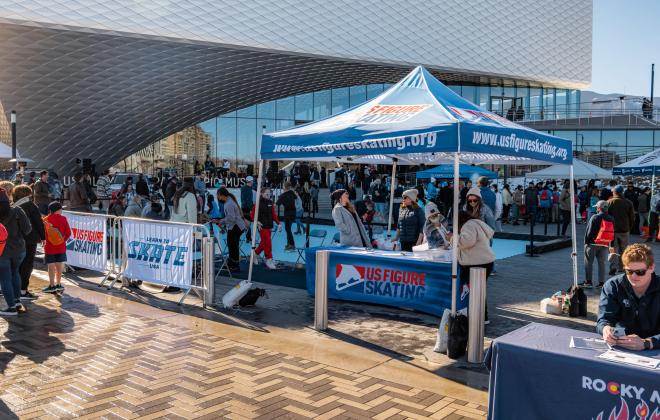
[[121, 220, 194, 288], [63, 212, 108, 271]]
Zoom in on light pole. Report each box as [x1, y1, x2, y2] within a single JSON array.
[[10, 110, 16, 172]]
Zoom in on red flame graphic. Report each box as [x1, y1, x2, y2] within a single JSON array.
[[636, 400, 649, 420], [595, 413, 604, 420], [608, 398, 629, 420], [650, 408, 660, 420]]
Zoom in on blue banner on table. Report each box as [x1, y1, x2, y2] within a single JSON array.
[[306, 247, 467, 317], [486, 323, 660, 420]]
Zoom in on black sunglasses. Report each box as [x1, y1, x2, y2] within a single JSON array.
[[467, 199, 479, 203], [624, 268, 648, 276]]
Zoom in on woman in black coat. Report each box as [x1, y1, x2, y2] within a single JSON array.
[[13, 185, 46, 300]]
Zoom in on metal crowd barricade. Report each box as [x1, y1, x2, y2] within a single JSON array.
[[62, 211, 120, 284], [108, 217, 214, 307]]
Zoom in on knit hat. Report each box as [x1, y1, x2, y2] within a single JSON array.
[[425, 201, 439, 219], [330, 189, 347, 202], [402, 189, 418, 202], [48, 201, 62, 213], [466, 187, 482, 199], [0, 189, 9, 203]]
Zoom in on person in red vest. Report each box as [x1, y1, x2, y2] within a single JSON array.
[[581, 200, 615, 288], [43, 202, 71, 294]]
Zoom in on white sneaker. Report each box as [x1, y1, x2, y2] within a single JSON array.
[[265, 259, 278, 270]]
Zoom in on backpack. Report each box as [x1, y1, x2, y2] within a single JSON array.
[[238, 288, 267, 307], [43, 216, 65, 246], [0, 223, 7, 256], [594, 218, 614, 246], [540, 190, 552, 208]]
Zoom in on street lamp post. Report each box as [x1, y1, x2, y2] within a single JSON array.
[[10, 110, 16, 172]]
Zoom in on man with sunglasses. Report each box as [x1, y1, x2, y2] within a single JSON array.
[[597, 244, 660, 351]]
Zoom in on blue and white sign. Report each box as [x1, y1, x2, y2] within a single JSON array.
[[305, 247, 467, 317], [63, 212, 107, 271], [613, 148, 660, 175], [122, 219, 194, 288], [261, 66, 572, 165]]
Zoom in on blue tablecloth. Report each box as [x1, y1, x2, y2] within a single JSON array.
[[485, 323, 660, 420], [305, 247, 467, 317]]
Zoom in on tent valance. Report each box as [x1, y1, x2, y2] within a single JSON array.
[[613, 149, 660, 175]]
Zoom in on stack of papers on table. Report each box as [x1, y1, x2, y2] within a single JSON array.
[[598, 350, 660, 369]]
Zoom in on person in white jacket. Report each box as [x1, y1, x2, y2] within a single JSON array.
[[456, 210, 496, 323], [170, 180, 198, 224]]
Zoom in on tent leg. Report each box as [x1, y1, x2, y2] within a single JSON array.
[[451, 152, 460, 316], [387, 158, 398, 238], [569, 166, 578, 287], [248, 159, 266, 283], [651, 173, 656, 229]]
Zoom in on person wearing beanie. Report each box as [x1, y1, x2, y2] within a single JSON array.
[[331, 189, 370, 248], [582, 200, 614, 288], [464, 186, 496, 230], [42, 201, 71, 294], [607, 184, 635, 275], [170, 179, 197, 224], [424, 205, 449, 249], [0, 189, 32, 315], [393, 188, 425, 251]]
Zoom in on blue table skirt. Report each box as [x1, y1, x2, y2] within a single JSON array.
[[485, 323, 660, 420], [305, 247, 467, 317]]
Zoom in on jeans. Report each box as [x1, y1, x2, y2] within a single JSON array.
[[510, 204, 519, 223], [284, 219, 294, 247], [584, 244, 608, 284], [375, 202, 386, 217], [639, 212, 649, 232], [19, 242, 37, 291], [0, 252, 25, 308], [610, 232, 629, 273]]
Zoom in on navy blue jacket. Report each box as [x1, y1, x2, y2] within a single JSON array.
[[597, 273, 660, 349], [584, 212, 614, 246]]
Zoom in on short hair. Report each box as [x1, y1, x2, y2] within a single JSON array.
[[0, 180, 15, 196], [40, 170, 48, 177], [477, 176, 489, 187], [12, 185, 32, 201], [622, 244, 654, 268]]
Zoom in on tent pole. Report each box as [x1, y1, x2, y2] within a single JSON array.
[[387, 158, 398, 237], [569, 165, 578, 287], [451, 151, 460, 316], [651, 172, 656, 228], [248, 159, 266, 284]]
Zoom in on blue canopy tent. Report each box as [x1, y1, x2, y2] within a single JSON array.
[[250, 66, 575, 314], [416, 164, 497, 180]]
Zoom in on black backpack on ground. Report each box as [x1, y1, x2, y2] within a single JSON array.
[[566, 285, 587, 317], [238, 288, 267, 307], [447, 313, 469, 359]]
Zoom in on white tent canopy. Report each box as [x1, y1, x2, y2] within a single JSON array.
[[612, 148, 660, 176], [526, 158, 611, 179]]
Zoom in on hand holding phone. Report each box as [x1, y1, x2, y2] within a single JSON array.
[[612, 327, 626, 338]]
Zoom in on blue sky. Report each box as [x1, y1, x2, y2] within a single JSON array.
[[591, 0, 660, 96]]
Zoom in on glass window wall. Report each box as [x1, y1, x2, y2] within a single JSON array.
[[331, 87, 349, 114], [349, 85, 367, 107], [276, 96, 294, 120], [294, 93, 313, 121], [313, 89, 331, 120], [366, 84, 384, 100]]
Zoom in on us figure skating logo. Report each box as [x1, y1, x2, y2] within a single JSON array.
[[335, 264, 365, 291]]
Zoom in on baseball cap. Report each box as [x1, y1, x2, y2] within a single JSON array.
[[596, 200, 609, 210]]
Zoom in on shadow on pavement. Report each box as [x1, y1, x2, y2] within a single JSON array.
[[0, 400, 18, 419]]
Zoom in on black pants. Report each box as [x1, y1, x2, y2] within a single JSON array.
[[242, 208, 252, 241], [284, 219, 295, 246], [400, 241, 415, 252], [312, 199, 318, 214], [227, 225, 242, 269], [19, 242, 37, 291], [649, 212, 659, 240], [560, 209, 571, 235]]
